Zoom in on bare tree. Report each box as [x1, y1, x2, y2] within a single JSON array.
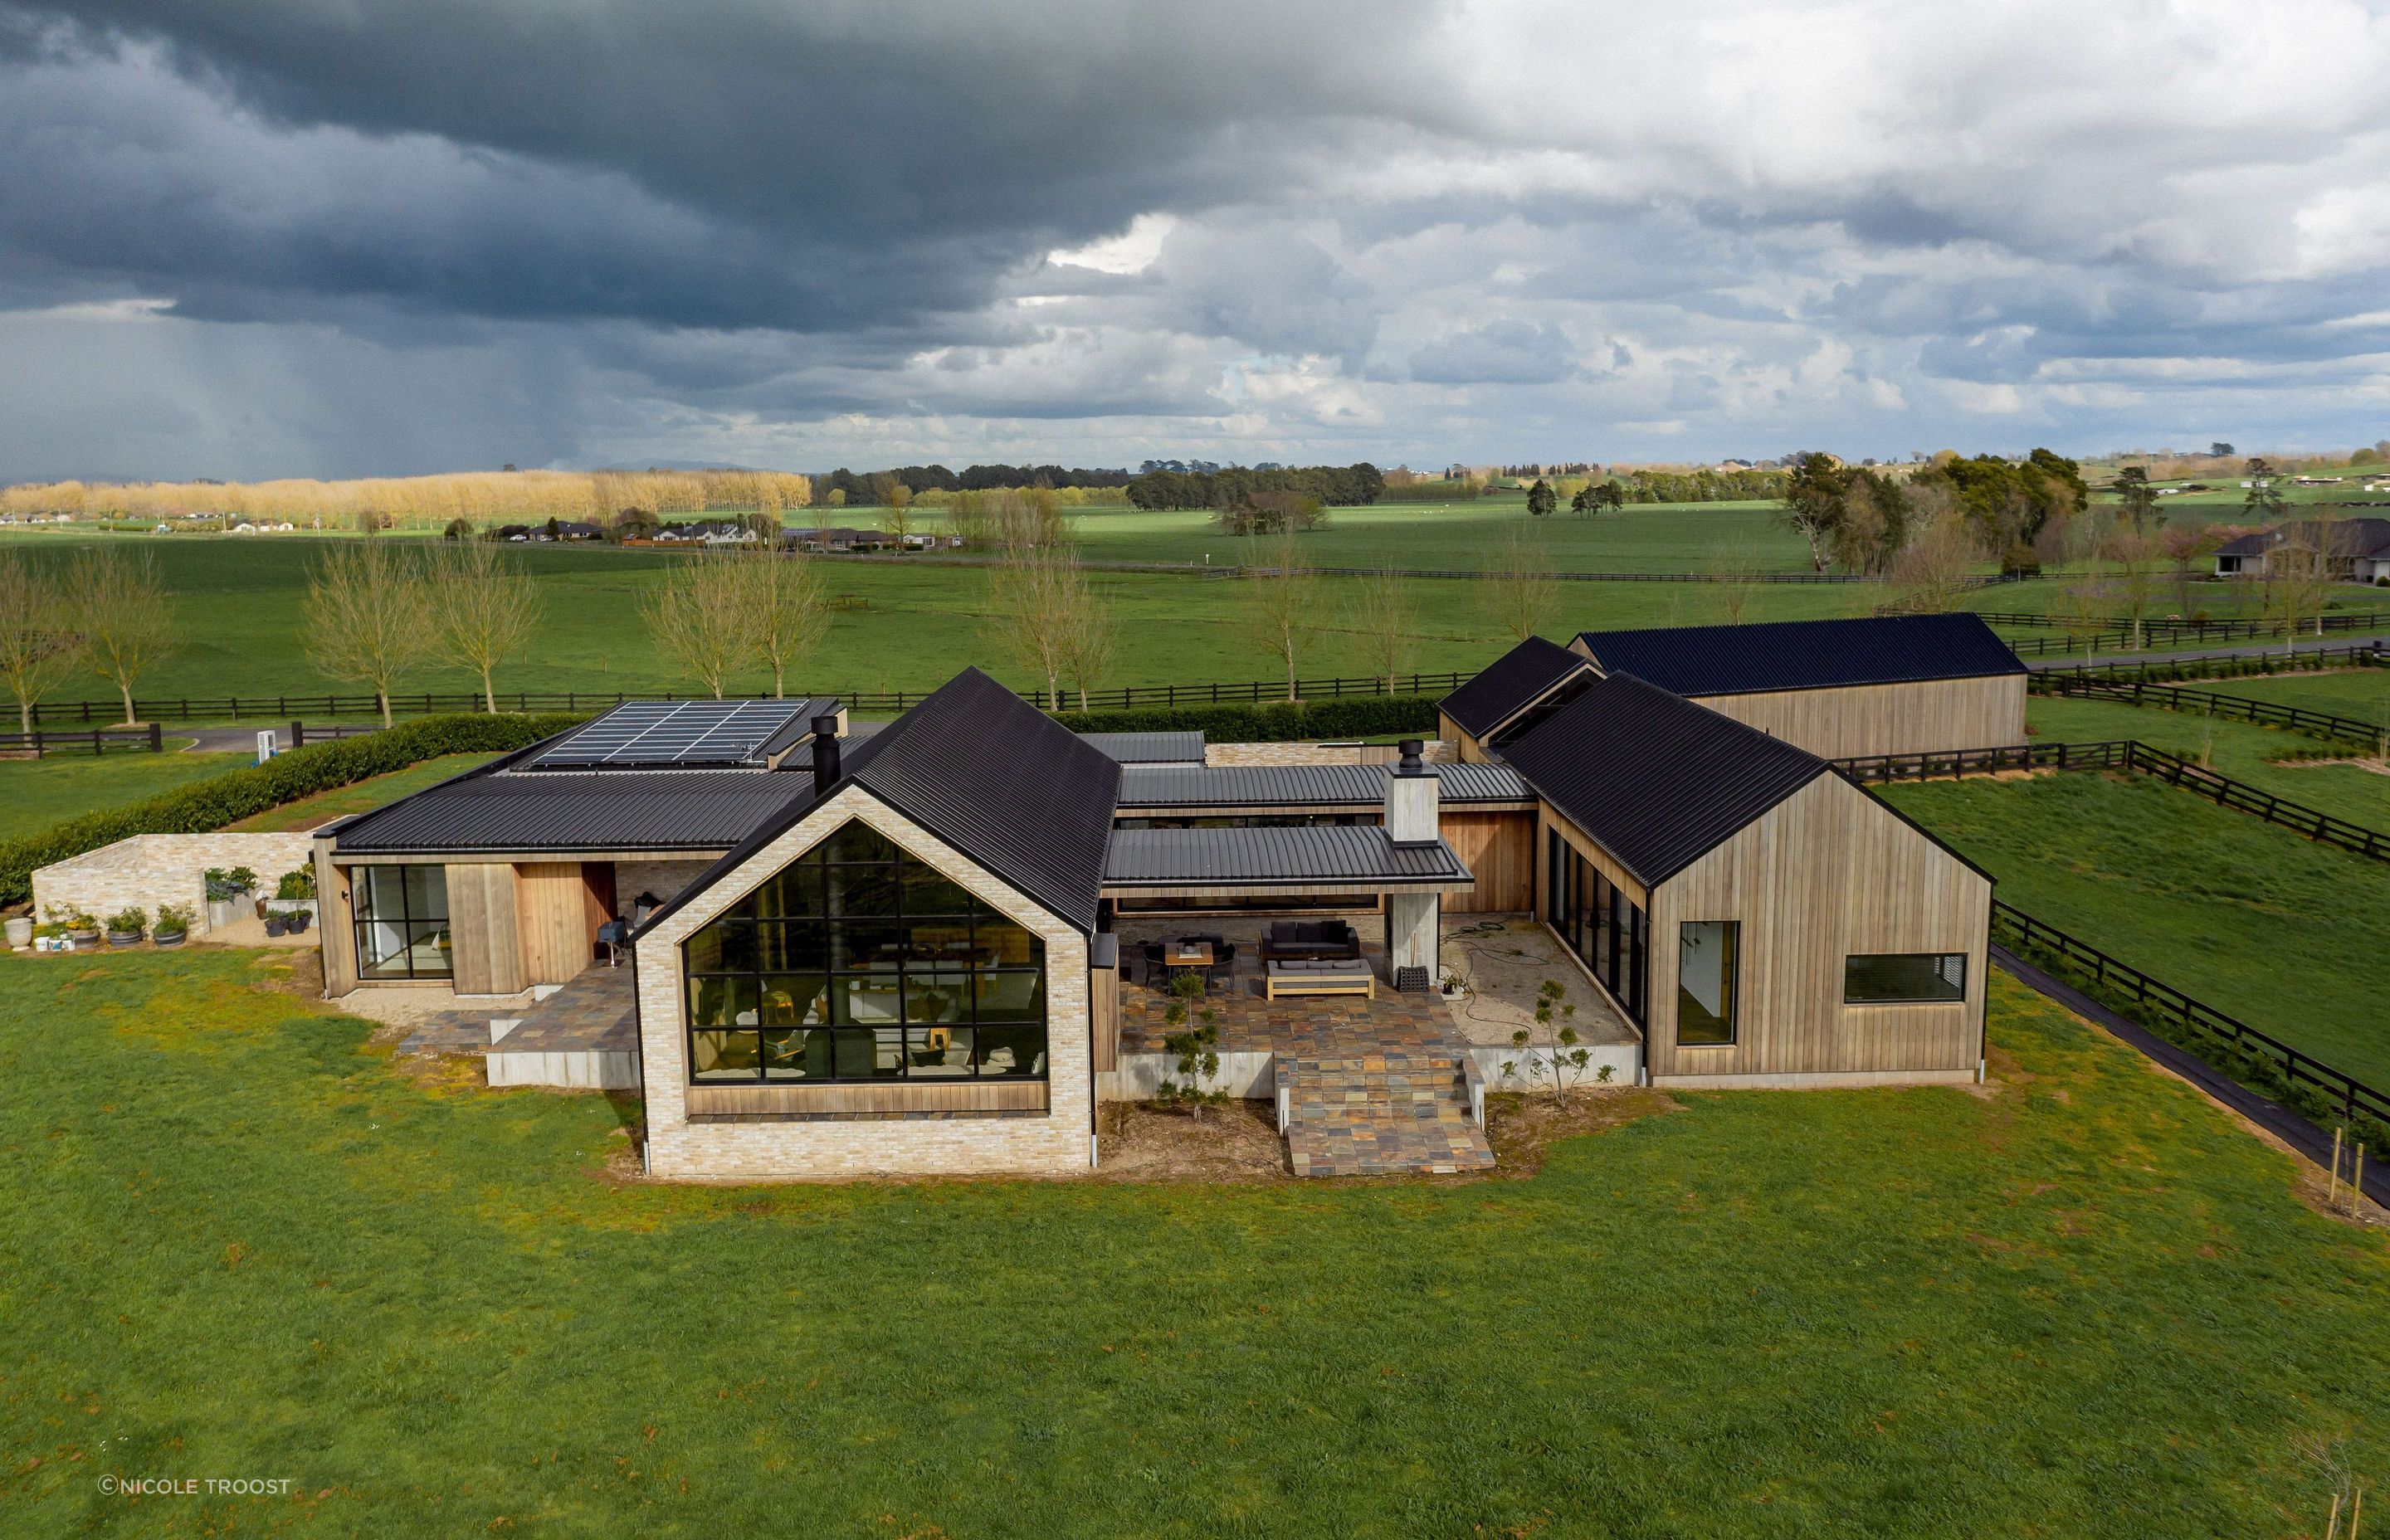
[[741, 546, 830, 699], [302, 543, 432, 727], [1705, 540, 1763, 624], [2100, 522, 2165, 651], [434, 539, 542, 712], [1347, 567, 1416, 689], [640, 551, 754, 699], [2261, 515, 2339, 655], [66, 548, 176, 727], [984, 546, 1075, 709], [354, 504, 383, 537], [1060, 556, 1117, 710], [1243, 532, 1320, 702], [1486, 524, 1558, 642], [0, 551, 78, 733], [878, 480, 915, 543], [1885, 514, 1980, 615]]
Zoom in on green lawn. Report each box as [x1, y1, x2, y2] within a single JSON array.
[[2027, 694, 2390, 830], [0, 743, 247, 842], [225, 753, 502, 832], [1881, 770, 2390, 1086], [2, 952, 2386, 1533], [2207, 667, 2390, 729]]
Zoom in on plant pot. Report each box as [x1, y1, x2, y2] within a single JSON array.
[[153, 931, 187, 948], [263, 917, 287, 938], [106, 930, 141, 948], [206, 899, 241, 929], [68, 928, 101, 948], [286, 912, 313, 933], [3, 917, 29, 949]]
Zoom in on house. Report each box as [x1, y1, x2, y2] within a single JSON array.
[[785, 526, 899, 553], [2212, 519, 2390, 582], [1556, 613, 2029, 760], [310, 612, 2002, 1179]]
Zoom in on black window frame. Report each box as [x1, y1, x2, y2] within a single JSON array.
[[1545, 829, 1646, 1027], [680, 821, 1049, 1085], [1843, 952, 1968, 1005], [353, 864, 451, 981]]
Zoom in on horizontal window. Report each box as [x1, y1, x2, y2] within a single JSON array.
[[1844, 953, 1967, 1004]]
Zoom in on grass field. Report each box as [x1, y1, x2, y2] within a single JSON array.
[[1881, 770, 2390, 1086], [224, 753, 502, 833], [2, 948, 2384, 1535], [0, 744, 246, 842], [2207, 667, 2390, 729], [2027, 694, 2390, 829]]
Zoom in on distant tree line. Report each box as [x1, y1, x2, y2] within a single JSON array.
[[1608, 467, 1789, 504], [817, 465, 1131, 504], [1778, 448, 2089, 577], [1124, 464, 1386, 512]]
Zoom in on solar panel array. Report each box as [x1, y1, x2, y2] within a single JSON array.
[[527, 699, 827, 769]]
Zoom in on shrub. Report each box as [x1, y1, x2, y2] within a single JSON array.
[[0, 711, 585, 906], [107, 907, 148, 936], [276, 867, 317, 900], [154, 903, 193, 935], [1054, 696, 1440, 741]]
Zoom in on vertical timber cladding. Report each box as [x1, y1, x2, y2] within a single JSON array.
[[1685, 675, 2027, 760], [1645, 774, 1988, 1084], [1440, 810, 1534, 912], [515, 861, 599, 986], [314, 840, 358, 995], [446, 862, 525, 995]]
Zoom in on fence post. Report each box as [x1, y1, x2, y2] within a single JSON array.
[[291, 719, 305, 748], [148, 722, 161, 752]]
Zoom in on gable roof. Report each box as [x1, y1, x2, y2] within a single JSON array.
[[1438, 636, 1597, 737], [1499, 672, 1831, 888], [1572, 612, 2026, 698], [646, 668, 1123, 936], [2216, 518, 2390, 558]]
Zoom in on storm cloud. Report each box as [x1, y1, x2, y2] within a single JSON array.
[[2, 0, 2388, 476]]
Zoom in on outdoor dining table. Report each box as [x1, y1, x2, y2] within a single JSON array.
[[1161, 941, 1213, 969]]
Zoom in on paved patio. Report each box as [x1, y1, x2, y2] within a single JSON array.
[[397, 964, 635, 1060]]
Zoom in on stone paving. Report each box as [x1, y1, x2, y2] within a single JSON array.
[[396, 965, 636, 1058]]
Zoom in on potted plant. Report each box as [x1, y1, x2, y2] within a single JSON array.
[[274, 908, 312, 935], [153, 904, 193, 948], [106, 907, 148, 948], [227, 865, 259, 899], [3, 914, 29, 950], [262, 910, 289, 938], [275, 866, 319, 922], [61, 908, 101, 948], [204, 868, 244, 929]]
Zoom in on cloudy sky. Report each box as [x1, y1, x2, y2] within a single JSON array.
[[2, 0, 2388, 480]]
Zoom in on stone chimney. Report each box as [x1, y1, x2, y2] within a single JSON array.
[[1383, 738, 1438, 846], [810, 714, 842, 799], [1383, 738, 1441, 991]]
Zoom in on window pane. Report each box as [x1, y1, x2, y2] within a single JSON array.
[[686, 975, 759, 1029], [827, 863, 900, 916], [823, 823, 898, 865], [974, 969, 1046, 1023], [1676, 921, 1738, 1045], [762, 1026, 833, 1080], [1844, 953, 1967, 1003], [403, 865, 448, 921], [977, 917, 1041, 968], [902, 866, 977, 917], [833, 919, 904, 972], [755, 860, 823, 918], [905, 967, 971, 1024], [690, 1030, 760, 1081], [834, 975, 905, 1026], [358, 918, 416, 977], [684, 918, 758, 975], [905, 921, 974, 963], [905, 1024, 975, 1076], [976, 1023, 1046, 1077], [832, 1026, 903, 1078], [757, 975, 828, 1026]]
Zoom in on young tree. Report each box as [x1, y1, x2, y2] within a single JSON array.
[[984, 544, 1076, 709], [2114, 465, 2157, 530], [1705, 540, 1763, 624], [1347, 567, 1417, 688], [879, 480, 915, 543], [0, 552, 78, 733], [1885, 514, 1979, 615], [65, 548, 176, 727], [740, 546, 830, 699], [1059, 555, 1116, 710], [433, 539, 542, 712], [2261, 517, 2338, 655], [301, 543, 432, 727], [1778, 451, 1848, 573], [1242, 531, 1319, 702], [2100, 522, 2165, 651], [640, 551, 754, 699], [2242, 458, 2287, 523], [1486, 523, 1558, 641]]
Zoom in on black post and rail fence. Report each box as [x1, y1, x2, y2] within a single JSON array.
[[2036, 674, 2386, 746]]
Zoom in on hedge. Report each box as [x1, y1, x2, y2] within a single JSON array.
[[1051, 696, 1441, 740], [2, 712, 587, 907]]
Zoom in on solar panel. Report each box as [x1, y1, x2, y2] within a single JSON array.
[[527, 699, 832, 769]]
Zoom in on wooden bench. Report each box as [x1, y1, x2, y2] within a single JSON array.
[[1265, 961, 1375, 1001]]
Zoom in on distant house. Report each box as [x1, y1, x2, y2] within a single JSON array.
[[785, 526, 898, 553], [554, 520, 602, 541], [2213, 519, 2390, 582]]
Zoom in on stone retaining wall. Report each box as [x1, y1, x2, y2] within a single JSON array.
[[32, 832, 317, 934]]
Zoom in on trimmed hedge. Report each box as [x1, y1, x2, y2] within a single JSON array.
[[1053, 696, 1441, 740], [2, 713, 586, 906]]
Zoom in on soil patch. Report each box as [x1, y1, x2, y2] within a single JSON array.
[[1095, 1099, 1290, 1182], [1481, 1087, 1675, 1177]]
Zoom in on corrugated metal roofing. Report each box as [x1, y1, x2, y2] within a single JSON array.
[[1102, 826, 1469, 886], [1080, 730, 1207, 764], [2214, 518, 2390, 558], [1573, 612, 2026, 698], [1500, 673, 1829, 888], [650, 668, 1123, 935], [329, 768, 811, 853], [1115, 761, 1529, 809], [1438, 636, 1594, 737]]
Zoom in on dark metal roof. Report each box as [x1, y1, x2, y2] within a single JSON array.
[[1573, 612, 2026, 698], [328, 768, 810, 854], [1081, 730, 1207, 764], [1115, 761, 1529, 810], [1499, 672, 1830, 888], [1102, 826, 1471, 888], [651, 668, 1124, 935], [1438, 636, 1595, 737], [2214, 518, 2390, 558]]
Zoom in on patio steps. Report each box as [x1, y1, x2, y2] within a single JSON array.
[[1277, 1040, 1495, 1177]]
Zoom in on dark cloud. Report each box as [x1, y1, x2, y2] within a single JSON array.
[[1409, 319, 1579, 385]]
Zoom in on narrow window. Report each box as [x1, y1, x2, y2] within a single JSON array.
[[1844, 953, 1967, 1004], [1676, 921, 1739, 1045]]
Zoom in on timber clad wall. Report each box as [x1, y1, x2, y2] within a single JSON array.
[[636, 785, 1095, 1178], [1642, 774, 1988, 1085], [516, 861, 592, 985], [446, 862, 524, 996], [1685, 675, 2026, 760], [1440, 811, 1534, 913]]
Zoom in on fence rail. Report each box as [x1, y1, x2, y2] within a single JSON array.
[[22, 670, 1477, 726], [0, 724, 164, 757], [2121, 738, 2390, 861], [2031, 641, 2388, 685], [1975, 605, 2390, 641], [1832, 740, 2129, 783], [2041, 675, 2386, 746], [1992, 900, 2390, 1133]]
